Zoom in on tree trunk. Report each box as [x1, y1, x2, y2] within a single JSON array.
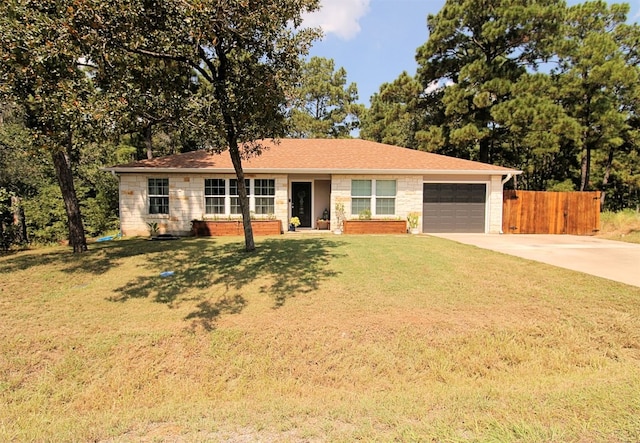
[[51, 142, 87, 253], [228, 142, 255, 252], [212, 41, 255, 252], [144, 123, 154, 159], [579, 145, 591, 191], [600, 146, 615, 211], [11, 195, 28, 244], [479, 136, 489, 164]]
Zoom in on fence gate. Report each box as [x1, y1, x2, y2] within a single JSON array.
[[503, 190, 601, 235]]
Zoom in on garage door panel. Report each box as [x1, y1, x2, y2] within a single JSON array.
[[423, 184, 486, 233]]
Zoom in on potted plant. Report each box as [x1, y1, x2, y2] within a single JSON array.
[[317, 208, 330, 230], [407, 212, 420, 234], [333, 202, 345, 234], [147, 221, 159, 238], [289, 216, 301, 232]]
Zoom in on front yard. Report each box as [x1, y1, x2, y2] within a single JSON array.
[[1, 235, 639, 442]]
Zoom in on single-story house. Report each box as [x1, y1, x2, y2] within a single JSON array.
[[105, 138, 521, 236]]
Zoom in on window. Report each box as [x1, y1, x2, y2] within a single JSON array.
[[375, 180, 396, 215], [351, 179, 396, 216], [351, 179, 371, 214], [230, 179, 250, 214], [204, 179, 225, 214], [254, 179, 275, 215], [148, 178, 169, 214]]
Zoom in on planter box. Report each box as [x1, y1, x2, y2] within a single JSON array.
[[343, 219, 407, 234], [316, 219, 330, 230], [192, 220, 282, 236]]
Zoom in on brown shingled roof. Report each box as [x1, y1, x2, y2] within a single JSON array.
[[108, 139, 519, 174]]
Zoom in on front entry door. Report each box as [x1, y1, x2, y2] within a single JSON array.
[[291, 182, 312, 228]]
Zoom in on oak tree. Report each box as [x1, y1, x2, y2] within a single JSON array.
[[72, 0, 320, 251]]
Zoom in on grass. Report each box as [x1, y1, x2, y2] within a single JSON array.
[[599, 209, 640, 243], [1, 234, 640, 442]]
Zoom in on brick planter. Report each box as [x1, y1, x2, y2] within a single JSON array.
[[191, 220, 282, 236], [343, 220, 407, 234]]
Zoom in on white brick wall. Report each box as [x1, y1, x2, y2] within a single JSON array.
[[330, 175, 423, 231], [488, 175, 504, 234], [117, 172, 505, 236], [118, 173, 288, 236]]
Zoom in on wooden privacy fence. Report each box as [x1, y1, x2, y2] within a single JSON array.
[[503, 190, 601, 235]]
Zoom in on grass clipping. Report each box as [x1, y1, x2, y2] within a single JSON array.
[[1, 235, 640, 442]]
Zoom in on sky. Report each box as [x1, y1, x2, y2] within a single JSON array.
[[303, 0, 640, 107]]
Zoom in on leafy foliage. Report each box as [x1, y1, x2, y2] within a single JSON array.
[[288, 57, 363, 138], [71, 0, 321, 251], [362, 0, 640, 210]]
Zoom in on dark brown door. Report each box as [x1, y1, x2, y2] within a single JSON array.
[[292, 182, 312, 228]]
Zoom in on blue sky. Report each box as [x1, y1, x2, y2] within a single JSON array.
[[304, 0, 640, 107]]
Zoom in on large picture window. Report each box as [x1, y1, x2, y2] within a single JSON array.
[[254, 179, 275, 214], [204, 178, 276, 215], [148, 178, 169, 214], [204, 179, 225, 214], [351, 179, 396, 216]]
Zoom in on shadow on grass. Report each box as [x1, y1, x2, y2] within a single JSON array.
[[107, 237, 344, 330], [0, 237, 176, 276]]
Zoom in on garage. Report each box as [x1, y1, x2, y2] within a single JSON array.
[[423, 183, 486, 233]]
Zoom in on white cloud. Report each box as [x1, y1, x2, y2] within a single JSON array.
[[425, 79, 454, 94], [303, 0, 371, 40]]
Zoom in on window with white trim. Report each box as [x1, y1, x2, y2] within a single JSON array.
[[148, 178, 169, 214], [230, 179, 250, 215], [351, 179, 396, 216], [254, 179, 275, 214], [204, 179, 225, 214], [375, 180, 396, 215], [351, 180, 371, 214]]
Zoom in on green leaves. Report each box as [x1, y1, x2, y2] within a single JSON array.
[[287, 56, 362, 138], [405, 0, 640, 205]]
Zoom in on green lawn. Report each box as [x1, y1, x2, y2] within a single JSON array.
[[1, 235, 639, 442]]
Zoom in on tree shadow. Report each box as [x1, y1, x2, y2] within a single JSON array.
[[0, 237, 181, 276], [108, 237, 344, 330]]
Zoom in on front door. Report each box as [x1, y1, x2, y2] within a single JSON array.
[[291, 182, 312, 228]]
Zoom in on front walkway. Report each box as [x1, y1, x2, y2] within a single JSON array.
[[431, 233, 640, 288]]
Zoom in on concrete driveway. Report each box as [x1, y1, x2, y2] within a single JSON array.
[[431, 234, 640, 288]]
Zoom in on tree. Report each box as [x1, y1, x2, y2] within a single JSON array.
[[416, 0, 564, 164], [360, 72, 423, 148], [288, 56, 363, 138], [491, 73, 582, 190], [0, 1, 91, 252], [95, 54, 197, 160], [553, 1, 639, 194], [73, 0, 320, 252]]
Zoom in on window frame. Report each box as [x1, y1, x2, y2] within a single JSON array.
[[350, 179, 397, 216], [148, 178, 169, 215], [254, 179, 276, 215], [204, 178, 226, 215], [204, 177, 276, 216]]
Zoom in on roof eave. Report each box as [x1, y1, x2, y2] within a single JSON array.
[[104, 167, 522, 175]]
